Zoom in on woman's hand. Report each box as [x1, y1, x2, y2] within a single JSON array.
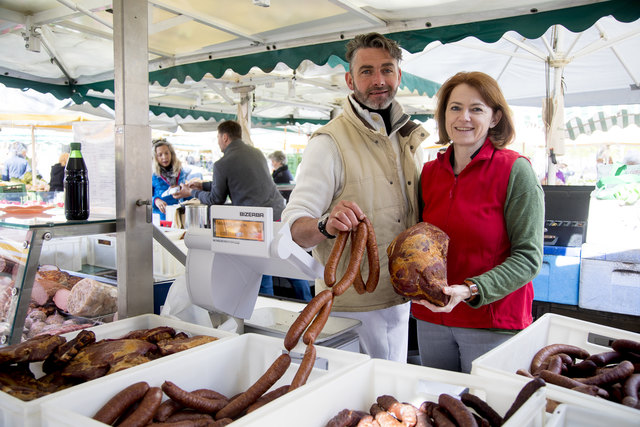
[[413, 284, 472, 313], [155, 198, 167, 214]]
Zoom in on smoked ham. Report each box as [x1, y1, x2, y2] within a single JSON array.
[[66, 278, 117, 317], [387, 222, 451, 307]]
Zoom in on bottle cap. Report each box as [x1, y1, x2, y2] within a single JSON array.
[[70, 142, 82, 151]]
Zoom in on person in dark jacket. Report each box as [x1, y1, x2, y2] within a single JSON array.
[[49, 152, 69, 192], [269, 150, 293, 183], [174, 120, 285, 220], [173, 120, 287, 298], [268, 150, 294, 202]]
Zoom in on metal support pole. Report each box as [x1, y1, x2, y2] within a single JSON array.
[[113, 0, 153, 317]]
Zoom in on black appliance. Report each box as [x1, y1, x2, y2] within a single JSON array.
[[542, 185, 594, 247]]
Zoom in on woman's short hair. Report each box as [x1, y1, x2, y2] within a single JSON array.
[[435, 71, 515, 148], [152, 138, 182, 175], [268, 150, 287, 164]]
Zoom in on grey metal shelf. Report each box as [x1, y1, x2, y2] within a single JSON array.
[[0, 209, 116, 345]]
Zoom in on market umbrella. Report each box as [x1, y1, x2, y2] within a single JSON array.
[[401, 15, 640, 181]]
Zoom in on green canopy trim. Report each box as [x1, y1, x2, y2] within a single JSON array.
[[1, 0, 637, 124], [389, 0, 640, 50], [565, 109, 640, 140], [146, 0, 640, 85]]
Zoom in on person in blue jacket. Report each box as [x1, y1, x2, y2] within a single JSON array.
[[2, 142, 31, 181], [151, 138, 200, 221]]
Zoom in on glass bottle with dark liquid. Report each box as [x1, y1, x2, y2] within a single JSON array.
[[64, 142, 90, 220]]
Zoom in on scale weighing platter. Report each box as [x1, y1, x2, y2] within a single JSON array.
[[185, 205, 324, 319]]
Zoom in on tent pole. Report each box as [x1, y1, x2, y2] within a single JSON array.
[[30, 125, 37, 189]]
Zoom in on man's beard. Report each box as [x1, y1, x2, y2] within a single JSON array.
[[352, 84, 397, 110]]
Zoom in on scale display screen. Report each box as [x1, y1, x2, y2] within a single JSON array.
[[212, 218, 264, 242]]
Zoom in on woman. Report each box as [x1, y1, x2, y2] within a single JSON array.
[[268, 150, 294, 202], [49, 152, 69, 192], [413, 71, 544, 373], [268, 151, 293, 183], [151, 138, 199, 221]]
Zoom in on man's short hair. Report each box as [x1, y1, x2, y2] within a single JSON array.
[[345, 32, 402, 68], [217, 120, 242, 140]]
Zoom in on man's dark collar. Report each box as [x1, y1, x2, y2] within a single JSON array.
[[353, 96, 392, 134]]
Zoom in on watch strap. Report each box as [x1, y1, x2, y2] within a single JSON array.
[[463, 279, 479, 302], [318, 214, 336, 239]]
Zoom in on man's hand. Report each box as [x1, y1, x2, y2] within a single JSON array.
[[185, 178, 203, 190], [412, 284, 472, 313], [289, 200, 365, 249], [324, 200, 365, 236], [172, 184, 193, 199]]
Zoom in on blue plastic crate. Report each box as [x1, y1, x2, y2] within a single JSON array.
[[532, 247, 581, 305]]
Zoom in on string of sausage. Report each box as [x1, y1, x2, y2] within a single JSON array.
[[92, 218, 380, 424], [215, 217, 380, 419]]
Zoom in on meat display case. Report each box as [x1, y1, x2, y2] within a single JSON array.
[[0, 208, 116, 345]]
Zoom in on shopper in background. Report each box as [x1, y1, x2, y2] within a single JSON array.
[[268, 150, 294, 202], [174, 120, 286, 298], [2, 142, 30, 181], [151, 138, 200, 221], [49, 152, 69, 192], [281, 32, 428, 362], [413, 71, 544, 373], [175, 120, 285, 219]]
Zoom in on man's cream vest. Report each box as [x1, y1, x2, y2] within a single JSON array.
[[312, 99, 428, 311]]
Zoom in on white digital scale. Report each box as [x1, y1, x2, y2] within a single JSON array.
[[184, 205, 324, 319]]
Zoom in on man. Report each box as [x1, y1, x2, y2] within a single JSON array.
[[173, 120, 285, 221], [281, 32, 428, 362], [2, 142, 30, 181]]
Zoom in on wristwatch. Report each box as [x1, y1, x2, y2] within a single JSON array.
[[464, 280, 479, 302], [317, 213, 336, 239]]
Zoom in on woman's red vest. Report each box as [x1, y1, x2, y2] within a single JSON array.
[[411, 138, 533, 330]]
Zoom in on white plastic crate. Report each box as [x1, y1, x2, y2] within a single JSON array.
[[86, 231, 187, 279], [85, 234, 117, 269], [578, 258, 640, 316], [471, 313, 640, 419], [152, 229, 187, 280], [39, 236, 85, 271], [545, 403, 640, 427], [233, 358, 547, 427], [40, 333, 370, 426], [0, 314, 236, 427]]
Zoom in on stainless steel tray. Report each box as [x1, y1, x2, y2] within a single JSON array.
[[244, 307, 361, 344]]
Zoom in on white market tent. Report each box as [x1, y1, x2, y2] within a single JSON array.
[[1, 1, 639, 129], [1, 0, 639, 318]]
